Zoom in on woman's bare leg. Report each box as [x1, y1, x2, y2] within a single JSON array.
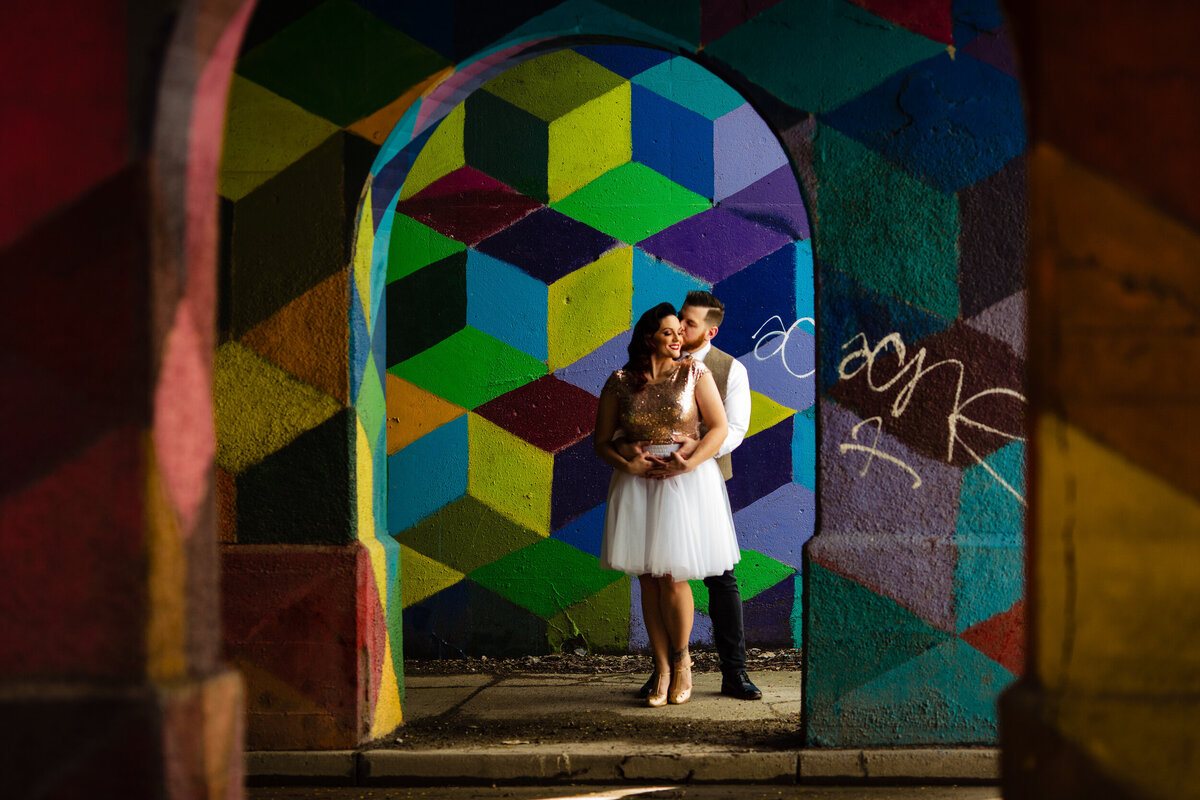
[[659, 576, 694, 702], [658, 576, 694, 652], [639, 574, 672, 704]]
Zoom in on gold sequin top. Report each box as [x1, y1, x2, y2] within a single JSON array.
[[603, 360, 709, 444]]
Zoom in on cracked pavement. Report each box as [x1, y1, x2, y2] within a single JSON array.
[[386, 665, 801, 750]]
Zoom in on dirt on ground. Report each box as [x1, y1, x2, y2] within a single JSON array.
[[385, 647, 803, 751], [403, 646, 801, 678]]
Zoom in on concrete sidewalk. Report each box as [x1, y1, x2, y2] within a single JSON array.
[[247, 670, 999, 786], [404, 668, 801, 729]]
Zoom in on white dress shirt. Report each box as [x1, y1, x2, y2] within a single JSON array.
[[690, 341, 750, 458]]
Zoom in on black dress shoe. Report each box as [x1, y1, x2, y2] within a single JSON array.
[[636, 672, 656, 698], [720, 670, 762, 700]]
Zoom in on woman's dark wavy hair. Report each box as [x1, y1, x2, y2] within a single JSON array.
[[623, 302, 678, 392]]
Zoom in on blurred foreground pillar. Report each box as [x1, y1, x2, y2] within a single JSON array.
[[1003, 2, 1200, 798], [0, 1, 253, 797]]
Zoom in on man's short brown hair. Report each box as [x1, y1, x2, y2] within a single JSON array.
[[682, 290, 725, 327]]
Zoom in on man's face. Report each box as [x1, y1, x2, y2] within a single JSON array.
[[678, 304, 716, 352]]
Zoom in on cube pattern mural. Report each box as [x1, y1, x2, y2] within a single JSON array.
[[218, 0, 1028, 747], [216, 0, 425, 742], [378, 44, 815, 660], [802, 1, 1028, 745]]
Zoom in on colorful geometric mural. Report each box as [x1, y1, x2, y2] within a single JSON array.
[[804, 1, 1028, 745], [375, 44, 815, 659], [216, 0, 405, 746], [217, 0, 1027, 747], [11, 0, 1199, 793]]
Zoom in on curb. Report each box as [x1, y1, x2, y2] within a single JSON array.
[[246, 751, 357, 784], [799, 749, 1000, 781], [247, 747, 999, 785], [361, 749, 798, 785]]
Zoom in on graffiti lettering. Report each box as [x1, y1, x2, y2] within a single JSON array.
[[839, 416, 923, 488], [752, 316, 816, 379], [838, 331, 1026, 504]]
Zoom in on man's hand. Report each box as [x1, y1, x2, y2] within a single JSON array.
[[616, 440, 649, 460], [672, 434, 699, 459]]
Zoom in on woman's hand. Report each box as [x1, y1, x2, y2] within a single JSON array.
[[665, 450, 697, 474], [647, 448, 696, 479], [623, 451, 659, 476], [646, 437, 698, 479]]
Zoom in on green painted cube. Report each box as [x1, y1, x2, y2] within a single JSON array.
[[551, 161, 710, 244], [388, 326, 547, 410], [547, 575, 632, 654], [395, 494, 543, 579], [470, 537, 624, 620]]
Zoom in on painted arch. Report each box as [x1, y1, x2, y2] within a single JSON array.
[[218, 0, 1027, 746]]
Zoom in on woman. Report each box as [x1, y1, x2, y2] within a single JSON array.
[[594, 303, 741, 707]]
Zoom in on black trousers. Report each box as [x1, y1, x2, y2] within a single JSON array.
[[703, 568, 746, 675]]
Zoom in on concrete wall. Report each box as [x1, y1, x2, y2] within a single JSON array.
[[216, 0, 402, 747], [217, 0, 1026, 747]]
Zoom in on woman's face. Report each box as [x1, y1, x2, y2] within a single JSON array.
[[648, 315, 684, 360]]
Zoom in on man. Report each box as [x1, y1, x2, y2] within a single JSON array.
[[622, 290, 762, 701]]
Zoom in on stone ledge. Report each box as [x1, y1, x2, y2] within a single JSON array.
[[246, 750, 357, 780], [799, 748, 999, 781], [359, 747, 797, 784], [865, 748, 999, 780], [246, 746, 998, 785]]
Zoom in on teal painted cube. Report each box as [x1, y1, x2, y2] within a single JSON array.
[[631, 247, 710, 325], [466, 249, 548, 361], [387, 415, 468, 535]]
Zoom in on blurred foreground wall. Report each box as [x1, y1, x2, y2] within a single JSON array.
[[1001, 1, 1200, 798], [0, 0, 253, 796]]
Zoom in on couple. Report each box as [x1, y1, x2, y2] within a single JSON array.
[[594, 291, 761, 707]]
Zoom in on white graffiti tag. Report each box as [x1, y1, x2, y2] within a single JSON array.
[[837, 331, 1027, 504], [752, 316, 816, 379], [839, 416, 923, 488]]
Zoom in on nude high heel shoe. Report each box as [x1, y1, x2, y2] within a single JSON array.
[[668, 648, 692, 705], [646, 670, 671, 708]]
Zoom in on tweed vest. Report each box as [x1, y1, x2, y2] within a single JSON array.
[[700, 346, 734, 481]]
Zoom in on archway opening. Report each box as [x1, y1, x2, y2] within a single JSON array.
[[368, 41, 815, 738]]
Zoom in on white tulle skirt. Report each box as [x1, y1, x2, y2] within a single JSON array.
[[599, 459, 740, 581]]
